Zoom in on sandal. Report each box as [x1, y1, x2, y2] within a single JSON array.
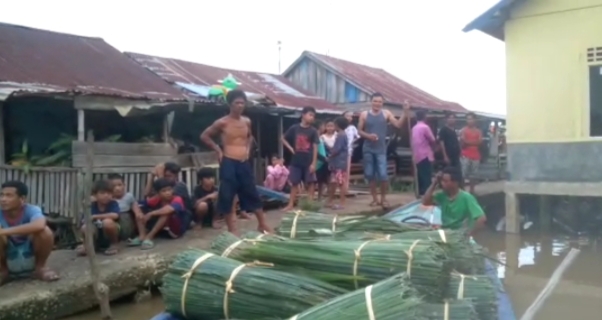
[[140, 240, 155, 250], [32, 268, 60, 282], [369, 200, 381, 207], [75, 245, 87, 256], [381, 200, 391, 209], [0, 271, 10, 286], [104, 246, 118, 256], [128, 238, 142, 247]]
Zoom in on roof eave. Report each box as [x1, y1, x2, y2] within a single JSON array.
[[462, 0, 521, 41]]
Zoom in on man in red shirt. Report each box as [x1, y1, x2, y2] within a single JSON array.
[[460, 112, 482, 194]]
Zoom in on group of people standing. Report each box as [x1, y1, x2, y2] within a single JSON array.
[[412, 111, 483, 196]]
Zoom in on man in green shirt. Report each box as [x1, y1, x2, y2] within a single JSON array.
[[422, 166, 486, 235]]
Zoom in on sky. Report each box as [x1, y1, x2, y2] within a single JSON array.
[[1, 0, 506, 114]]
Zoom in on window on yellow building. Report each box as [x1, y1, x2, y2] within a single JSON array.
[[589, 65, 602, 137]]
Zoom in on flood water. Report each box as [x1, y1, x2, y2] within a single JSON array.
[[68, 225, 602, 319]]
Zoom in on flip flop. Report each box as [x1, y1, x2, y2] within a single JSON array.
[[104, 246, 118, 256], [127, 238, 142, 247], [75, 245, 87, 256], [369, 201, 381, 207], [0, 272, 10, 286], [381, 201, 391, 209], [32, 268, 59, 282], [140, 240, 155, 250]]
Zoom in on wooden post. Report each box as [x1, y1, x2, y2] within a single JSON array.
[[77, 109, 85, 141], [0, 101, 5, 164], [82, 130, 112, 319], [277, 115, 283, 158]]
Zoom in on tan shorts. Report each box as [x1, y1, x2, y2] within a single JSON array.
[[461, 157, 480, 178]]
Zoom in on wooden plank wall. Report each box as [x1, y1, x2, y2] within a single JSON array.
[[0, 165, 198, 221], [71, 142, 177, 168]]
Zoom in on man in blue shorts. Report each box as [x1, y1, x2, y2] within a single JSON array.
[[0, 181, 58, 285], [200, 89, 272, 235], [358, 93, 409, 208]]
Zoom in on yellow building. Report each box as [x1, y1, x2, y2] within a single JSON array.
[[465, 0, 602, 232]]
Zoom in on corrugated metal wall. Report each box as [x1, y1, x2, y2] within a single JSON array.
[[285, 58, 370, 104]]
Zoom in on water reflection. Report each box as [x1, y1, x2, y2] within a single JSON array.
[[476, 231, 602, 320]]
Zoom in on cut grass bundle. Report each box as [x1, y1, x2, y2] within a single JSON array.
[[418, 300, 479, 320], [287, 274, 424, 320], [210, 232, 287, 258], [161, 249, 347, 320], [359, 229, 486, 275], [238, 238, 451, 300], [447, 272, 498, 320], [278, 211, 423, 240], [277, 211, 368, 239]]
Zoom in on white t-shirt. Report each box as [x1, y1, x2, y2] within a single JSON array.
[[320, 133, 337, 148], [345, 125, 360, 152]]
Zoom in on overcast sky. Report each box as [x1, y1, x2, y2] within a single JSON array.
[[1, 0, 505, 114]]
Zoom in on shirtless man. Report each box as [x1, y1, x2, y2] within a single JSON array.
[[200, 89, 272, 235]]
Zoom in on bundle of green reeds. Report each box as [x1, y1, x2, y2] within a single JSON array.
[[447, 272, 498, 320], [278, 211, 423, 240], [161, 249, 347, 320], [210, 232, 288, 258], [238, 238, 451, 299], [358, 229, 486, 274], [286, 274, 425, 320], [277, 211, 368, 239], [417, 300, 479, 320]]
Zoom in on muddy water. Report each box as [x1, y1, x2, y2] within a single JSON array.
[[68, 233, 602, 320]]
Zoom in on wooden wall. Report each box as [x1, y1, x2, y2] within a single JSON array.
[[71, 142, 176, 168]]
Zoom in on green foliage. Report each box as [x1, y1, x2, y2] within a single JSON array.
[[10, 133, 122, 171]]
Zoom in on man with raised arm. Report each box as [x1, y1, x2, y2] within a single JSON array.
[[357, 93, 410, 208], [200, 89, 272, 235]]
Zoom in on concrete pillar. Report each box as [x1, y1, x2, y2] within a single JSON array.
[[505, 191, 521, 233], [539, 195, 552, 233], [504, 233, 521, 277]]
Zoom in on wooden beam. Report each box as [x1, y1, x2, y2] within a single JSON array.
[[0, 102, 5, 164], [505, 181, 602, 197]]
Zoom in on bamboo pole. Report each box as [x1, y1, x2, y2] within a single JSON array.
[[82, 130, 113, 319]]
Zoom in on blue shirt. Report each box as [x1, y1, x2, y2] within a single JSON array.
[[0, 204, 44, 244], [329, 134, 349, 170], [91, 200, 120, 216]]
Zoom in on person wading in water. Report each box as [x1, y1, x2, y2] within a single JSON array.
[[200, 89, 272, 235], [357, 93, 410, 208]]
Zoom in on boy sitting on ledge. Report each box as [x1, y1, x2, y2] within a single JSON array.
[[129, 178, 189, 250], [0, 180, 58, 284], [76, 180, 121, 256]]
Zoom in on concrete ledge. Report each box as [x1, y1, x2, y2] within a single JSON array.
[[504, 181, 602, 197], [0, 194, 412, 320]]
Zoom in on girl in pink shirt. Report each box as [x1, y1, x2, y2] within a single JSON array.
[[264, 155, 289, 191]]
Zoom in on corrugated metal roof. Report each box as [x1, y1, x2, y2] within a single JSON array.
[[125, 52, 342, 113], [0, 23, 186, 101], [463, 0, 522, 40], [284, 51, 467, 113]]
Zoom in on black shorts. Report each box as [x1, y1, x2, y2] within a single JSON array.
[[316, 164, 330, 184], [216, 157, 262, 215], [289, 165, 317, 186]]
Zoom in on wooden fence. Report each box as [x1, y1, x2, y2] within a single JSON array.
[[0, 165, 199, 222]]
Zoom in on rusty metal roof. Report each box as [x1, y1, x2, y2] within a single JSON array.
[[284, 51, 467, 113], [0, 23, 186, 101], [125, 52, 342, 113]]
